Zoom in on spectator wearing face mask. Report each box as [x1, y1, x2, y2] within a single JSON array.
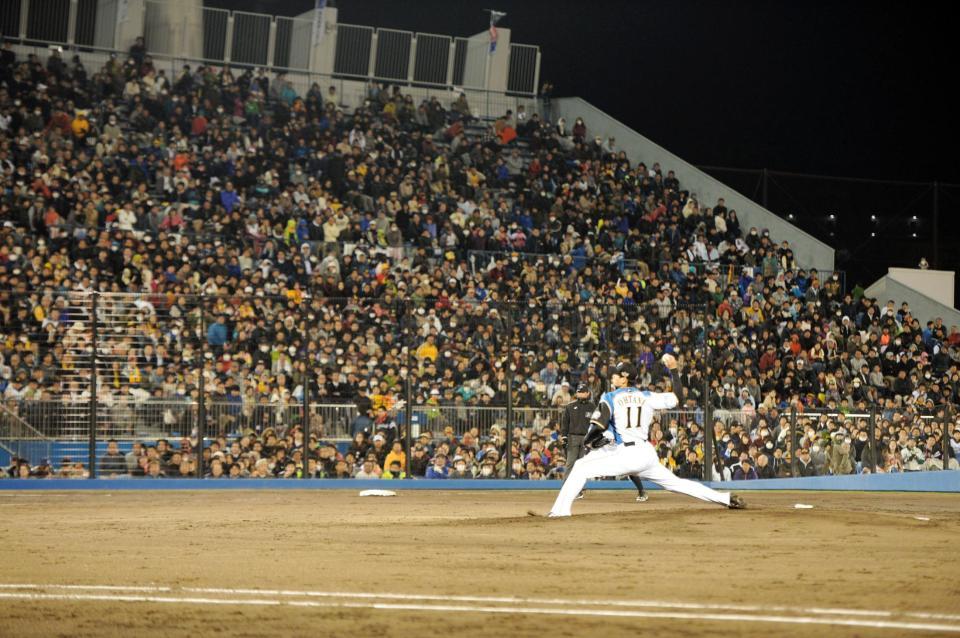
[[380, 459, 406, 479], [448, 455, 472, 478], [900, 438, 925, 472], [476, 457, 498, 479], [425, 454, 448, 479]]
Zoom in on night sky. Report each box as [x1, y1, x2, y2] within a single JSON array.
[[210, 0, 959, 293]]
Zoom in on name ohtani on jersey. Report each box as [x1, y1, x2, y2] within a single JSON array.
[[599, 387, 652, 444]]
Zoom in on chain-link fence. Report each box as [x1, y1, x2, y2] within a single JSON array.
[[2, 291, 957, 480]]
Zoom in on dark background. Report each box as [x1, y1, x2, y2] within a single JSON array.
[[209, 0, 959, 297]]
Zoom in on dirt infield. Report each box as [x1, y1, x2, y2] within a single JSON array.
[[0, 490, 958, 637]]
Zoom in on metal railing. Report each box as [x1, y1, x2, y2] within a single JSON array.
[[1, 0, 540, 98], [8, 38, 538, 122], [371, 27, 412, 82], [333, 23, 374, 79], [0, 401, 53, 473], [410, 406, 560, 439], [25, 0, 70, 44], [1, 285, 954, 480], [4, 397, 957, 480], [413, 33, 452, 86], [231, 10, 271, 67], [507, 43, 539, 95], [202, 6, 229, 62]]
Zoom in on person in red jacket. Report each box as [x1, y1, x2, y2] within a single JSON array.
[[759, 344, 779, 372]]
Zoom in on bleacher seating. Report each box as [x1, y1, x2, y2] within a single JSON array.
[[1, 41, 957, 479]]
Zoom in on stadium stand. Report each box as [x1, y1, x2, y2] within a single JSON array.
[[1, 40, 958, 479]]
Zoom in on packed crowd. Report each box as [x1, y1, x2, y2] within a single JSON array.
[[1, 40, 959, 479], [6, 400, 959, 479]]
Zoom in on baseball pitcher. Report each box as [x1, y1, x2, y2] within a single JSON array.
[[548, 356, 746, 517]]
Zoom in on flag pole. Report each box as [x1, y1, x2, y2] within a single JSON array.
[[483, 48, 491, 117], [482, 9, 506, 119]]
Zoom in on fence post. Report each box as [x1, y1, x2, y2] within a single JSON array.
[[403, 297, 415, 478], [266, 17, 277, 69], [789, 406, 798, 478], [445, 40, 455, 87], [944, 403, 952, 472], [87, 292, 98, 479], [532, 49, 541, 98], [301, 340, 311, 480], [404, 377, 413, 478], [196, 298, 206, 479], [67, 0, 78, 45], [407, 35, 416, 84], [224, 13, 234, 64], [868, 404, 878, 474], [19, 0, 29, 41], [505, 366, 514, 479], [702, 337, 713, 481], [367, 31, 378, 80]]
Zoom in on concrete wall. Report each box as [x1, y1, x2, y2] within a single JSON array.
[[94, 0, 119, 48], [138, 0, 202, 59], [462, 31, 488, 89], [298, 5, 337, 76], [114, 0, 145, 52], [887, 267, 955, 309], [2, 472, 958, 491], [486, 28, 511, 92], [461, 28, 511, 91], [551, 97, 836, 271], [864, 275, 960, 328]]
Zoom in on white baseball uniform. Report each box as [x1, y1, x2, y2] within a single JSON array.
[[549, 386, 731, 517]]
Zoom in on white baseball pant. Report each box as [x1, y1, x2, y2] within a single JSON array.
[[549, 391, 731, 517]]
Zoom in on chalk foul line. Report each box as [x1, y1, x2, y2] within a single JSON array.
[[0, 584, 956, 633]]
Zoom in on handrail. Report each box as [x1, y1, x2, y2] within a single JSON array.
[[7, 33, 539, 99], [0, 402, 51, 441]]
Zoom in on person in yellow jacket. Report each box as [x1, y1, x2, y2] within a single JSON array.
[[383, 440, 406, 471], [381, 460, 406, 479], [416, 335, 438, 362], [71, 111, 90, 139]]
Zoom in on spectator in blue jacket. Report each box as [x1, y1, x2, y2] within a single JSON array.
[[207, 315, 228, 352], [425, 453, 448, 479], [220, 181, 240, 213]]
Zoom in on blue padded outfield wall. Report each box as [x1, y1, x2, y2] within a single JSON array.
[[1, 472, 958, 492]]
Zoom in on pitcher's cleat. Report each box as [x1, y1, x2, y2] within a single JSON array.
[[728, 494, 747, 509], [575, 491, 585, 500], [635, 493, 649, 503]]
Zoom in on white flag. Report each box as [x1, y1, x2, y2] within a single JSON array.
[[312, 0, 328, 48]]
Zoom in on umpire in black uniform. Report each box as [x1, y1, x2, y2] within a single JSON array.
[[561, 383, 647, 501]]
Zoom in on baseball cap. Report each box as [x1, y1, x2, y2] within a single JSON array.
[[613, 361, 636, 380], [575, 383, 590, 394]]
